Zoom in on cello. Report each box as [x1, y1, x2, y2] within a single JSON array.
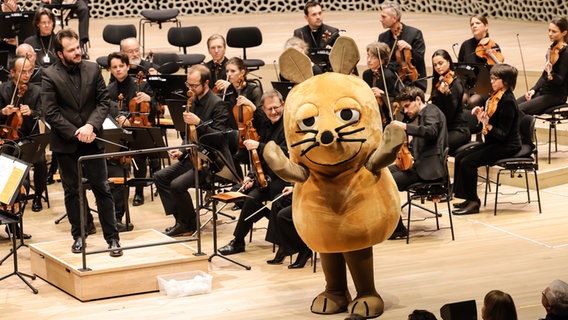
[[128, 71, 152, 127]]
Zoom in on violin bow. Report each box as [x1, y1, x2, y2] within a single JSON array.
[[10, 54, 28, 106], [376, 43, 394, 120], [516, 34, 530, 93], [244, 191, 288, 221], [221, 75, 229, 101]]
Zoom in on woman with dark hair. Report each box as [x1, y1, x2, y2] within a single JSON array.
[[458, 14, 505, 108], [517, 17, 568, 115], [430, 49, 469, 153], [24, 8, 57, 66], [452, 64, 521, 215], [482, 290, 518, 320]]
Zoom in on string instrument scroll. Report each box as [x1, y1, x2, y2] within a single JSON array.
[[476, 38, 504, 65], [392, 102, 414, 171], [127, 71, 152, 127], [546, 40, 567, 80]]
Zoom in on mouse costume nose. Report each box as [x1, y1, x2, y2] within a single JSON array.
[[320, 130, 334, 145]]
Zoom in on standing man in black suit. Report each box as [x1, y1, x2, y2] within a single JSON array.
[[388, 86, 448, 238], [154, 64, 229, 237], [378, 1, 427, 91], [42, 29, 121, 257]]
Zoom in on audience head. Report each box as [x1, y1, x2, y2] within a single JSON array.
[[550, 17, 568, 43], [481, 290, 518, 320], [470, 14, 490, 39], [261, 89, 284, 124], [16, 43, 37, 65], [542, 279, 568, 317], [186, 64, 211, 97], [120, 37, 142, 66], [207, 34, 226, 63], [408, 309, 438, 320], [366, 41, 389, 70], [107, 52, 130, 82], [397, 86, 426, 121], [303, 1, 323, 30], [33, 7, 56, 36], [9, 56, 34, 84], [284, 36, 309, 55], [380, 1, 402, 29], [54, 29, 81, 67], [489, 64, 518, 91]]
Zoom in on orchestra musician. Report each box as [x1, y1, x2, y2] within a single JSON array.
[[218, 89, 290, 256], [0, 56, 46, 218], [119, 37, 158, 77], [203, 34, 228, 91], [362, 41, 399, 126], [452, 64, 521, 215], [378, 1, 427, 91], [24, 8, 57, 68], [458, 14, 505, 108], [430, 49, 470, 153], [517, 17, 568, 115], [153, 64, 229, 237], [106, 52, 160, 210], [388, 86, 448, 239], [40, 0, 90, 59], [15, 44, 42, 85], [293, 0, 340, 50], [42, 29, 121, 256]]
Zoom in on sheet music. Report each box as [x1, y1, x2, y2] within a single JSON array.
[[0, 154, 29, 206]]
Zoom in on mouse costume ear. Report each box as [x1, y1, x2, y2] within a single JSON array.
[[329, 36, 360, 75], [278, 47, 314, 84]]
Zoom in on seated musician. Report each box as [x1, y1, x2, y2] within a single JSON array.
[[119, 37, 158, 77], [362, 41, 399, 127], [458, 14, 505, 108], [24, 8, 57, 67], [204, 34, 228, 91], [154, 64, 229, 237], [106, 52, 160, 226], [517, 17, 568, 115], [40, 0, 90, 59], [218, 89, 290, 256], [265, 186, 313, 269], [430, 49, 470, 153], [387, 86, 448, 239], [378, 1, 427, 91], [0, 56, 46, 219]]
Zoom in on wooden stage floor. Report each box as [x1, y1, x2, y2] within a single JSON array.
[[1, 11, 567, 320]]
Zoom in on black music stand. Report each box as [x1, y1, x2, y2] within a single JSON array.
[[166, 99, 190, 134], [308, 48, 331, 72], [0, 12, 36, 45], [455, 62, 491, 95], [0, 50, 9, 83], [147, 74, 187, 105], [0, 153, 37, 293], [271, 81, 294, 101]]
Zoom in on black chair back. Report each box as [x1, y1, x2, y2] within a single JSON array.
[[440, 300, 477, 320], [151, 53, 180, 74], [102, 24, 137, 45], [167, 26, 202, 53], [226, 27, 263, 60]]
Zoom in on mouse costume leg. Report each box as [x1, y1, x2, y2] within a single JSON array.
[[344, 247, 384, 318], [311, 252, 351, 314]]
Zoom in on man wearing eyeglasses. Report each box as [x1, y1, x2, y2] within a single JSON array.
[[540, 279, 568, 320], [0, 56, 47, 217], [154, 64, 229, 236], [119, 38, 158, 77]]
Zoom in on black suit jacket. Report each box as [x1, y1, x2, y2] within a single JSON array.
[[42, 60, 110, 153], [293, 24, 339, 49], [406, 104, 448, 181], [0, 81, 42, 137]]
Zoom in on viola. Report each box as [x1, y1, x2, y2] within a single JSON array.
[[481, 89, 505, 135], [396, 48, 419, 83], [371, 71, 388, 125], [231, 75, 256, 148], [128, 71, 152, 127], [185, 89, 201, 170], [546, 41, 567, 80], [435, 70, 455, 95], [392, 102, 414, 171], [246, 126, 267, 189], [2, 84, 26, 140], [476, 37, 504, 65]]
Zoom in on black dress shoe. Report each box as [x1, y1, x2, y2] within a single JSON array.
[[453, 200, 469, 209], [288, 249, 313, 269], [32, 196, 43, 212], [46, 175, 55, 185], [116, 222, 134, 232], [163, 223, 194, 237], [452, 200, 480, 215], [108, 239, 123, 257], [132, 193, 144, 206], [266, 247, 288, 265], [388, 228, 408, 240], [72, 238, 85, 254], [218, 238, 245, 255], [86, 224, 97, 235]]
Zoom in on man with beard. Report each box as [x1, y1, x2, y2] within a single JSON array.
[[42, 28, 121, 257], [120, 37, 157, 77]]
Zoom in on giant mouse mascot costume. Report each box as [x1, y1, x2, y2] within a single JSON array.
[[263, 37, 405, 318]]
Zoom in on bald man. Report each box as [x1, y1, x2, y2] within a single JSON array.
[[15, 43, 41, 85]]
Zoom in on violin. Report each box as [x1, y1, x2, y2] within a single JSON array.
[[392, 102, 414, 171], [476, 37, 504, 65], [481, 89, 505, 135], [2, 84, 26, 140], [247, 127, 268, 189], [435, 70, 455, 95], [546, 41, 567, 80], [396, 48, 419, 83], [185, 89, 201, 170], [371, 71, 388, 125], [128, 71, 152, 127], [232, 75, 256, 148]]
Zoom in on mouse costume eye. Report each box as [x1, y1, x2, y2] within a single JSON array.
[[336, 109, 360, 123], [298, 116, 319, 130]]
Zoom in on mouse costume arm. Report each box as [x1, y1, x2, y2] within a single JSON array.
[[264, 141, 309, 183], [365, 124, 405, 174]]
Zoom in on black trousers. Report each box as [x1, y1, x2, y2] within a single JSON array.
[[517, 93, 567, 115], [56, 143, 118, 242], [265, 193, 292, 246], [32, 153, 48, 198]]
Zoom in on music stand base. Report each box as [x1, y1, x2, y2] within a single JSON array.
[[208, 252, 251, 270], [0, 271, 38, 294]]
